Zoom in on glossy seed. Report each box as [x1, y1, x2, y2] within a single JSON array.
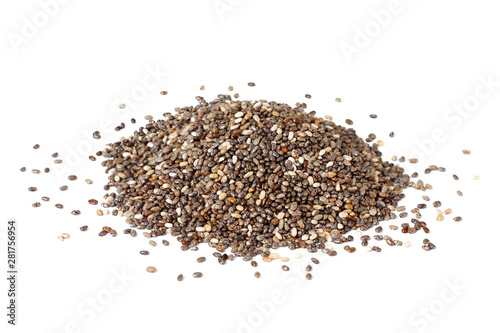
[[88, 199, 98, 205], [85, 179, 93, 184], [68, 175, 77, 181], [247, 82, 256, 87], [59, 185, 68, 191], [177, 274, 184, 281], [254, 271, 261, 278], [311, 258, 320, 265], [160, 91, 168, 95], [281, 265, 290, 271], [305, 273, 312, 280]]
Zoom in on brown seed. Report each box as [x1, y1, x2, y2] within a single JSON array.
[[55, 203, 63, 209], [281, 265, 290, 271], [433, 201, 441, 208], [247, 82, 256, 87], [89, 155, 96, 161], [305, 265, 312, 272], [409, 158, 418, 164], [146, 266, 157, 273], [228, 86, 233, 91], [103, 226, 112, 233], [160, 91, 168, 95], [52, 152, 59, 158], [453, 216, 462, 222], [311, 258, 320, 265], [42, 196, 50, 201], [193, 272, 203, 278], [254, 272, 261, 278], [453, 174, 459, 180], [149, 240, 157, 247], [96, 209, 103, 216], [335, 97, 341, 102], [457, 190, 463, 196], [80, 225, 88, 231], [93, 131, 101, 139], [140, 250, 149, 255], [85, 179, 93, 184], [305, 94, 311, 99], [28, 187, 37, 192], [59, 185, 68, 191], [162, 240, 170, 246], [68, 175, 77, 181], [32, 169, 41, 174], [369, 114, 377, 119], [130, 118, 136, 124], [88, 199, 98, 205], [389, 131, 394, 137], [33, 144, 40, 149], [348, 247, 356, 253], [375, 226, 383, 233], [462, 149, 471, 155], [98, 231, 107, 237], [177, 274, 184, 281], [20, 167, 26, 172], [32, 202, 41, 208], [345, 119, 353, 125], [196, 257, 206, 263], [71, 210, 81, 215], [305, 273, 312, 280], [251, 261, 258, 267]]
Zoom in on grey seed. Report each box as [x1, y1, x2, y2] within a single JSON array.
[[146, 266, 157, 273], [177, 274, 184, 281], [32, 202, 41, 208], [193, 272, 203, 278], [140, 250, 149, 255], [149, 240, 157, 247], [55, 204, 63, 209], [52, 152, 59, 158], [59, 185, 68, 191], [80, 225, 88, 231]]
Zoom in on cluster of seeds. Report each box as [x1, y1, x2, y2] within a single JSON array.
[[99, 94, 411, 259]]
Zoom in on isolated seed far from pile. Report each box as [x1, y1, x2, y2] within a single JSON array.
[[247, 82, 255, 87], [177, 274, 184, 281], [160, 91, 168, 95], [335, 97, 341, 102], [99, 94, 412, 259], [146, 266, 157, 273], [80, 225, 88, 231]]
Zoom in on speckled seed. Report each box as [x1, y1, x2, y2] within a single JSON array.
[[305, 265, 312, 272], [32, 202, 41, 208], [149, 240, 157, 247], [444, 208, 452, 215], [247, 82, 256, 87], [228, 86, 233, 91], [59, 185, 68, 191], [33, 144, 40, 149], [345, 119, 353, 125], [311, 258, 320, 265], [409, 158, 418, 163], [54, 159, 62, 164], [98, 231, 107, 237], [453, 174, 459, 180], [88, 199, 98, 205], [146, 266, 157, 273], [305, 94, 311, 99], [42, 196, 50, 201], [305, 273, 312, 280], [369, 114, 377, 119], [196, 257, 206, 263], [250, 261, 258, 267], [85, 179, 93, 184], [71, 210, 80, 215], [55, 204, 63, 209], [32, 169, 40, 174], [193, 272, 203, 278], [28, 187, 37, 192], [162, 240, 170, 246], [177, 274, 184, 281], [140, 250, 149, 255], [103, 226, 112, 233], [110, 230, 117, 237], [453, 216, 462, 222], [281, 265, 289, 271], [80, 225, 88, 231], [96, 209, 103, 216], [68, 175, 77, 181], [160, 91, 168, 95], [89, 156, 96, 161], [254, 272, 261, 278]]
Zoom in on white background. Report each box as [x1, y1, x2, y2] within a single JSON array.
[[1, 1, 500, 332]]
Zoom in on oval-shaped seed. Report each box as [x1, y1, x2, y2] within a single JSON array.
[[193, 272, 203, 278], [146, 266, 157, 273]]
